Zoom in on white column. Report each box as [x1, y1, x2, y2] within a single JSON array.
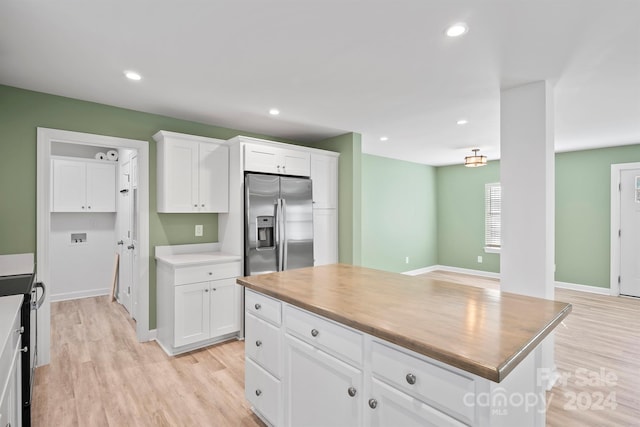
[[500, 81, 556, 390]]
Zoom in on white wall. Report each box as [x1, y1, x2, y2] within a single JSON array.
[[50, 213, 117, 301]]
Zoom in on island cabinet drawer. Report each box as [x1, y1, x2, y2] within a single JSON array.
[[0, 305, 21, 382], [284, 305, 363, 367], [245, 357, 281, 427], [245, 312, 281, 378], [371, 341, 475, 425], [245, 289, 282, 326], [174, 262, 241, 286]]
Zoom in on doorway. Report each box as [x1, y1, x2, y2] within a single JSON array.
[[610, 162, 640, 297], [37, 128, 150, 367]]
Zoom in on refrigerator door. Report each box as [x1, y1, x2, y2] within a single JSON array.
[[245, 174, 280, 275], [280, 176, 314, 270]]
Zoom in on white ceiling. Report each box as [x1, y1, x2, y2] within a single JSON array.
[[1, 1, 638, 166]]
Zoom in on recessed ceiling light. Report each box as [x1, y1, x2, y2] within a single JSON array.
[[269, 108, 280, 116], [446, 23, 468, 37], [124, 71, 142, 81], [457, 119, 468, 125], [380, 136, 389, 142]]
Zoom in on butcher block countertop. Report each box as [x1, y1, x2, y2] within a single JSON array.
[[237, 264, 572, 383]]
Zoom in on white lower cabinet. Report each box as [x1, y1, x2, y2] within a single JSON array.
[[245, 358, 282, 427], [369, 379, 466, 427], [0, 297, 22, 427], [284, 334, 363, 427], [157, 261, 242, 355]]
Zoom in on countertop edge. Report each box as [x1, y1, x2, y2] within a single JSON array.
[[155, 254, 242, 267], [238, 278, 572, 383]]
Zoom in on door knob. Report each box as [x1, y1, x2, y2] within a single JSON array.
[[368, 399, 378, 409], [127, 244, 135, 250], [347, 387, 357, 397], [117, 240, 124, 245]]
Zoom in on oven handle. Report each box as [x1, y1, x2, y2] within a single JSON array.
[[34, 281, 46, 309]]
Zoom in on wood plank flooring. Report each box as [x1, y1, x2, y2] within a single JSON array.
[[33, 272, 640, 426]]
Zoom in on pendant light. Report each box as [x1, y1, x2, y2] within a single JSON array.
[[464, 149, 487, 167]]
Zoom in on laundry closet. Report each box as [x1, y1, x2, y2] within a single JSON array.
[[49, 142, 137, 312]]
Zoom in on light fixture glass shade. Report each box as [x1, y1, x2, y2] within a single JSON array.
[[464, 149, 487, 167]]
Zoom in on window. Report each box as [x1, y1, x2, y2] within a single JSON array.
[[485, 183, 501, 252]]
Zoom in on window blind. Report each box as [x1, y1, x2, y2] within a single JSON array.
[[485, 183, 501, 248]]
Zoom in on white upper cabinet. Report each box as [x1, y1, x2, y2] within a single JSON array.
[[51, 158, 116, 212], [155, 131, 229, 213], [244, 143, 310, 177], [311, 153, 338, 209]]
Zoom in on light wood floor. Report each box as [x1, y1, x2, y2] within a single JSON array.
[[33, 272, 640, 426]]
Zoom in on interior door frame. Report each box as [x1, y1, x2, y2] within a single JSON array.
[[610, 161, 640, 296], [37, 127, 151, 366]]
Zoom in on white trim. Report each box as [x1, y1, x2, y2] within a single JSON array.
[[148, 329, 158, 340], [434, 265, 501, 279], [50, 289, 110, 302], [402, 265, 440, 276], [554, 281, 611, 296], [610, 162, 640, 297], [37, 127, 151, 366], [483, 246, 501, 254]]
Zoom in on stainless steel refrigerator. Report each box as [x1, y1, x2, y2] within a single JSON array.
[[245, 173, 314, 275]]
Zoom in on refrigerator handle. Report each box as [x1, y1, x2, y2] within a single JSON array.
[[282, 198, 288, 270], [275, 198, 283, 271]]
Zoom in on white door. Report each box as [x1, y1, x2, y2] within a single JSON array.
[[174, 282, 211, 347], [129, 154, 139, 319], [284, 334, 363, 427], [619, 168, 640, 297], [117, 159, 133, 315]]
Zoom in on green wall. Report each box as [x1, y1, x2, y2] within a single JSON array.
[[436, 145, 640, 288], [361, 155, 437, 272], [0, 84, 341, 328], [436, 161, 501, 273]]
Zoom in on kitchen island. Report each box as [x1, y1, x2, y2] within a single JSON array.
[[238, 264, 571, 427]]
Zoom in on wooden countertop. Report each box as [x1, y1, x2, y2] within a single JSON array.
[[237, 264, 572, 383]]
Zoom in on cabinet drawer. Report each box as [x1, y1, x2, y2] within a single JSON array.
[[284, 305, 363, 367], [245, 313, 281, 378], [245, 289, 282, 326], [371, 341, 475, 425], [174, 262, 241, 286], [0, 305, 21, 383], [245, 357, 281, 427]]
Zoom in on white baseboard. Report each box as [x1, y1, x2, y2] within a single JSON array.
[[403, 266, 613, 296], [147, 329, 157, 340], [554, 281, 611, 296], [50, 288, 110, 302]]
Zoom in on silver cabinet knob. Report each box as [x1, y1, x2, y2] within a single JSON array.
[[204, 289, 209, 293], [21, 346, 28, 353], [88, 206, 91, 209], [81, 206, 85, 209], [368, 398, 378, 409], [255, 389, 262, 396], [201, 204, 205, 207], [15, 326, 24, 334], [311, 329, 319, 337], [194, 204, 198, 207], [256, 340, 262, 347], [347, 387, 357, 397], [208, 272, 213, 275], [212, 288, 216, 291], [406, 373, 416, 385], [255, 303, 261, 310]]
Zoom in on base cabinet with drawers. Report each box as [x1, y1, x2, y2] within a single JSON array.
[[244, 288, 545, 427], [0, 296, 23, 427], [156, 260, 242, 356]]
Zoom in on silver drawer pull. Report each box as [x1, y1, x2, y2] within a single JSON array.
[[256, 340, 262, 347], [311, 329, 319, 337], [255, 303, 261, 310], [347, 387, 357, 397], [368, 398, 378, 409], [406, 373, 416, 385], [255, 389, 262, 396]]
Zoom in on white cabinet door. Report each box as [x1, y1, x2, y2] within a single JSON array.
[[368, 379, 466, 427], [284, 334, 362, 427], [52, 158, 86, 211], [246, 357, 282, 427], [311, 154, 338, 209], [245, 312, 282, 378], [199, 142, 229, 213], [86, 162, 116, 212], [280, 148, 310, 177], [161, 139, 199, 212], [0, 343, 21, 427], [313, 209, 338, 265], [210, 280, 240, 337], [174, 281, 211, 347], [245, 144, 280, 174]]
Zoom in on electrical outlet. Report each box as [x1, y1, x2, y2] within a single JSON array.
[[405, 256, 410, 264], [477, 255, 483, 263], [195, 224, 203, 237]]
